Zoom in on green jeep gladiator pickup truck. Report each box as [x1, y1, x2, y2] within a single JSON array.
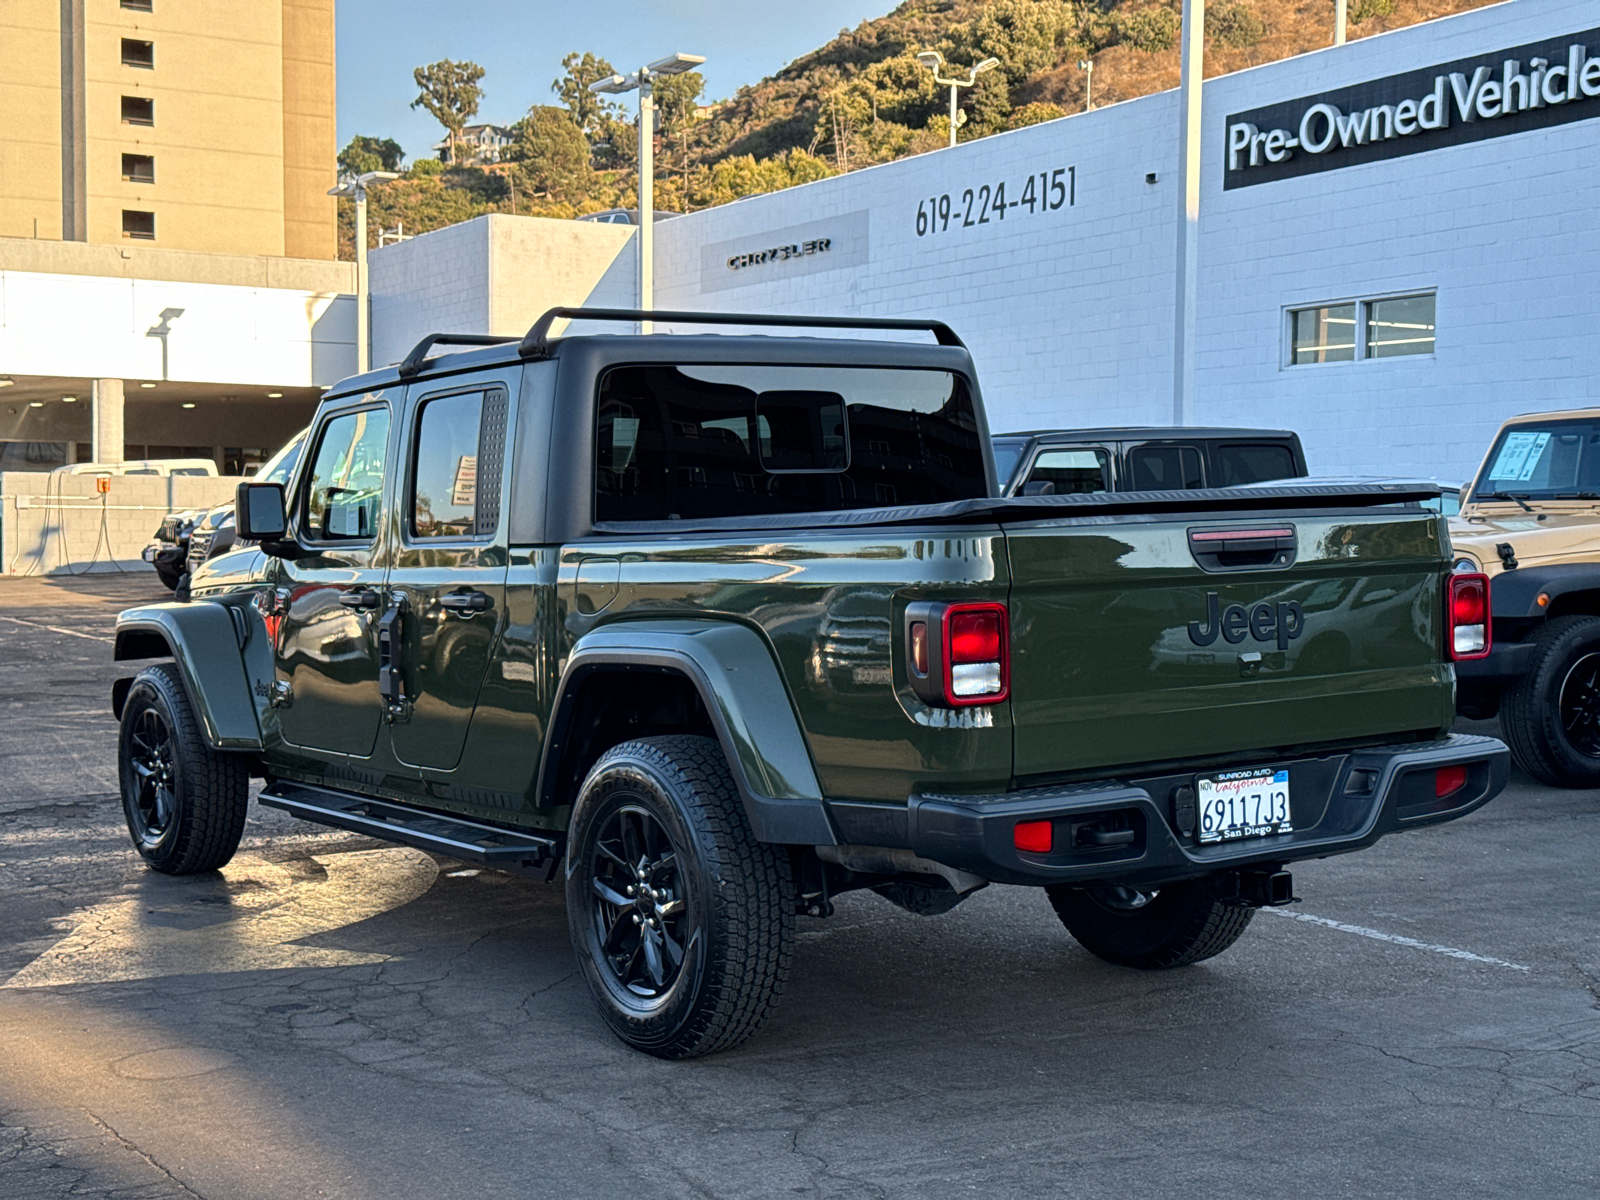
[[110, 308, 1509, 1058]]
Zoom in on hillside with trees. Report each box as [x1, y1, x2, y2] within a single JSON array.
[[338, 0, 1494, 258]]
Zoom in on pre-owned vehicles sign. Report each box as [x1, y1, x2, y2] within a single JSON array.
[[1224, 27, 1600, 189]]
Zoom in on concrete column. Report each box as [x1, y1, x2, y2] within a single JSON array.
[[92, 379, 125, 464], [59, 0, 87, 241]]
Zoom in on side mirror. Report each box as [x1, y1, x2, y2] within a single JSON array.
[[236, 482, 288, 543], [1458, 484, 1471, 508]]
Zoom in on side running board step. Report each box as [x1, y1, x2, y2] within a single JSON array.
[[260, 781, 561, 876]]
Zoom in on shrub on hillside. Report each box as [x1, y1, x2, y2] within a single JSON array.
[[1209, 3, 1267, 48]]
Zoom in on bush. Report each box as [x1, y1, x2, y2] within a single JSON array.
[[1118, 6, 1180, 53], [1209, 2, 1266, 49], [1351, 0, 1394, 23], [1008, 102, 1067, 130], [406, 158, 445, 178]]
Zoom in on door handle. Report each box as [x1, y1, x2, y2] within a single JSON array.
[[439, 589, 491, 615], [338, 588, 382, 611]]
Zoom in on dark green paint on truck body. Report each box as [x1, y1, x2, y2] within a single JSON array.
[[117, 328, 1507, 895]]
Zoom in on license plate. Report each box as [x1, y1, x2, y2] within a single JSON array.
[[1196, 768, 1292, 844]]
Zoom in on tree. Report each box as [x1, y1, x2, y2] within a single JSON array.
[[685, 150, 835, 209], [652, 71, 704, 177], [337, 134, 404, 177], [552, 51, 621, 137], [411, 59, 485, 164], [507, 105, 593, 202]]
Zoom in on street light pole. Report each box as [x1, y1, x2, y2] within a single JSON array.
[[915, 52, 1001, 148], [1334, 0, 1348, 46], [593, 53, 706, 336], [1173, 0, 1205, 426], [1079, 59, 1094, 111], [329, 169, 399, 374]]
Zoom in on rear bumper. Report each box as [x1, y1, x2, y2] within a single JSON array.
[[1453, 640, 1536, 686], [902, 733, 1508, 888]]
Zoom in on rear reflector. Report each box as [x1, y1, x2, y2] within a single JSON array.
[[1448, 573, 1491, 661], [1014, 820, 1053, 853], [909, 621, 928, 677], [1435, 764, 1469, 798]]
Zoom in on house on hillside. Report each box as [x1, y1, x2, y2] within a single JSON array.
[[437, 124, 515, 164]]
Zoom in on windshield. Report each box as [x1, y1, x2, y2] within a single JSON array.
[[257, 429, 307, 486], [1472, 419, 1600, 500], [991, 438, 1027, 489]]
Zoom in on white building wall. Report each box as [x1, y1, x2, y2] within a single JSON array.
[[0, 269, 355, 387]]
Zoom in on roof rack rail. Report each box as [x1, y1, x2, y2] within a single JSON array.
[[397, 332, 519, 379], [515, 307, 967, 360]]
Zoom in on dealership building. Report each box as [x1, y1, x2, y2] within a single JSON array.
[[373, 0, 1600, 483]]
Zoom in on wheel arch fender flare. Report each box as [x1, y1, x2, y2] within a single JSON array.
[[1488, 563, 1600, 622], [113, 602, 264, 751], [539, 620, 836, 845]]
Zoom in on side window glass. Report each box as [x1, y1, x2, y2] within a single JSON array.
[[1024, 448, 1110, 495], [412, 392, 485, 539], [1130, 445, 1203, 491], [1215, 443, 1296, 487], [305, 408, 390, 540]]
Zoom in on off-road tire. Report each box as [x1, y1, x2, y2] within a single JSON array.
[[1045, 877, 1255, 969], [565, 735, 795, 1059], [117, 663, 250, 875], [1500, 615, 1600, 787]]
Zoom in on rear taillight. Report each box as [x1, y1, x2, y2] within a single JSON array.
[[1448, 573, 1491, 661], [905, 600, 1010, 707]]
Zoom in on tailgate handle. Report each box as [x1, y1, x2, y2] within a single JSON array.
[[1188, 525, 1297, 573]]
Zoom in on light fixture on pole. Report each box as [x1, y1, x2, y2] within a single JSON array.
[[592, 52, 706, 335], [915, 51, 1001, 148], [328, 169, 401, 373], [1078, 58, 1094, 111]]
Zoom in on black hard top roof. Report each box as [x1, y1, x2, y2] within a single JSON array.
[[996, 426, 1299, 441]]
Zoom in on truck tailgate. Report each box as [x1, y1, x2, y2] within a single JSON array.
[[1005, 509, 1453, 779]]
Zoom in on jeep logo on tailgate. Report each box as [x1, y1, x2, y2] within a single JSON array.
[[1188, 592, 1305, 650]]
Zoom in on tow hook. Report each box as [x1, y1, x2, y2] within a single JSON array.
[[1216, 867, 1295, 908]]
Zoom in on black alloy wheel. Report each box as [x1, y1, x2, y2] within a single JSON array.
[[1502, 615, 1600, 787], [588, 804, 689, 999], [125, 706, 179, 852], [1557, 652, 1600, 757], [117, 663, 250, 875], [1045, 876, 1255, 969], [565, 735, 795, 1059]]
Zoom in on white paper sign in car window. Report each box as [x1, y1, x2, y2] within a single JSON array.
[[1489, 431, 1551, 482]]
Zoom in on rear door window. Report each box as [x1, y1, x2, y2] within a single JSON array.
[[1215, 442, 1298, 487], [1128, 444, 1204, 490], [1022, 447, 1111, 495], [594, 365, 985, 521]]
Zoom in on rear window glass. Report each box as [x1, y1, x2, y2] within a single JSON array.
[[595, 365, 985, 521], [1025, 447, 1110, 495], [1215, 442, 1298, 487], [1129, 445, 1203, 490]]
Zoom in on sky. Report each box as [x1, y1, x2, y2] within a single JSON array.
[[336, 0, 893, 163]]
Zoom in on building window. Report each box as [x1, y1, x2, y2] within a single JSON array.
[[1289, 304, 1356, 365], [121, 154, 154, 184], [1287, 292, 1435, 365], [1366, 294, 1436, 358], [121, 95, 154, 125], [122, 210, 155, 240], [121, 0, 154, 10], [121, 39, 154, 68]]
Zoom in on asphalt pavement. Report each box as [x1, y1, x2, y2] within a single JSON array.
[[1, 572, 1597, 1199]]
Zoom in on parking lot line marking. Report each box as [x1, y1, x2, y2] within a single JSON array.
[[0, 614, 113, 643], [1263, 908, 1531, 973]]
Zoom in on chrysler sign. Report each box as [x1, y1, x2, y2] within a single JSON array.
[[1224, 27, 1600, 188]]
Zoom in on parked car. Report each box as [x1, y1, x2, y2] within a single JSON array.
[[141, 431, 306, 591], [111, 310, 1506, 1059], [993, 427, 1307, 496], [1447, 407, 1600, 784], [56, 459, 217, 477], [576, 209, 682, 225], [1242, 475, 1464, 515]]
